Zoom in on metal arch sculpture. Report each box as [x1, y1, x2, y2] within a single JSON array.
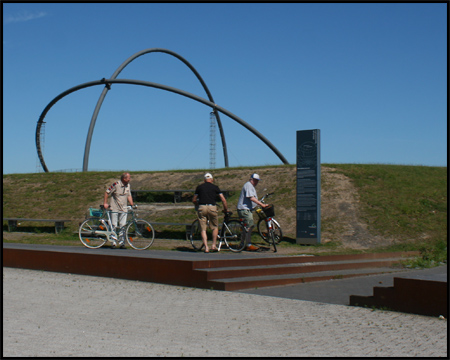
[[84, 48, 229, 172], [35, 78, 289, 173]]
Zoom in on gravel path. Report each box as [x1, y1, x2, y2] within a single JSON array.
[[3, 267, 447, 357]]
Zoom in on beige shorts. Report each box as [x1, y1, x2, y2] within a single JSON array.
[[197, 205, 219, 231]]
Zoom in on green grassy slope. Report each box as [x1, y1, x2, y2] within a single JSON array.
[[3, 164, 447, 262]]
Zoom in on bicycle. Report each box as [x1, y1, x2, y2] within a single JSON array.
[[256, 192, 283, 245], [79, 205, 155, 250], [255, 196, 280, 253], [189, 211, 246, 252]]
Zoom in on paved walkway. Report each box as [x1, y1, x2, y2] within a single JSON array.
[[239, 264, 447, 305], [3, 267, 447, 357]]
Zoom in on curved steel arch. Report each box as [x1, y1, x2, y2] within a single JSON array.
[[84, 48, 228, 171], [36, 78, 289, 173]]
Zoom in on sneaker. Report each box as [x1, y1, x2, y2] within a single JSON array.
[[119, 242, 126, 249], [245, 244, 259, 251], [111, 241, 117, 249]]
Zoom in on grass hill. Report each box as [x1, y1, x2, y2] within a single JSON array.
[[2, 164, 447, 264]]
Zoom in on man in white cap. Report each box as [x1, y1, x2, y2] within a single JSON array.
[[237, 173, 268, 251], [192, 173, 228, 253]]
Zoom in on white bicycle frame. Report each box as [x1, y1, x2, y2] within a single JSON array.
[[96, 206, 131, 243]]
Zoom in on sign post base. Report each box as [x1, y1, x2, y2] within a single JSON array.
[[296, 237, 319, 245]]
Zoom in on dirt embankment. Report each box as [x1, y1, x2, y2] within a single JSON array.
[[320, 167, 394, 250], [131, 166, 394, 251]]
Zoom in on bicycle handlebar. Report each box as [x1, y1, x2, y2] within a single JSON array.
[[260, 192, 274, 203]]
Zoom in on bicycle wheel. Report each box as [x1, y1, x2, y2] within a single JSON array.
[[224, 220, 246, 252], [126, 219, 155, 250], [189, 220, 204, 251], [79, 218, 108, 249], [257, 218, 283, 244], [268, 228, 278, 253]]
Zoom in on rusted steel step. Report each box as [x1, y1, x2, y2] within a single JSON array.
[[4, 244, 420, 293], [195, 257, 410, 281], [350, 274, 447, 317], [190, 251, 419, 270], [207, 267, 410, 291]]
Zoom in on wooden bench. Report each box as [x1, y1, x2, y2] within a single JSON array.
[[131, 189, 193, 203], [131, 189, 232, 203], [3, 218, 72, 234]]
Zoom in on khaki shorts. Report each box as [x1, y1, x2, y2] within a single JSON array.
[[197, 205, 219, 231]]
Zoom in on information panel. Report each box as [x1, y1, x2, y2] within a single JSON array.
[[296, 129, 321, 244]]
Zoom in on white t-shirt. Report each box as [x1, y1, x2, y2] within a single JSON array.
[[237, 181, 257, 210]]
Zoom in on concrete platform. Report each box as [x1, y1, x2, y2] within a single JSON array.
[[3, 243, 419, 289], [3, 243, 446, 317]]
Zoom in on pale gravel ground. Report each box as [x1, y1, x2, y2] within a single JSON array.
[[3, 267, 447, 357]]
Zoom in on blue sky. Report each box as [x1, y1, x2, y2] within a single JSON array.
[[3, 3, 447, 174]]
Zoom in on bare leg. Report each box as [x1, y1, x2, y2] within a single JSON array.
[[211, 227, 219, 250], [201, 230, 209, 252]]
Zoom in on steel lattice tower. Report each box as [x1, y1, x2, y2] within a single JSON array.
[[209, 112, 216, 169]]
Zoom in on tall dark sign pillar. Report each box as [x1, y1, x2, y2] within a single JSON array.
[[296, 129, 321, 245]]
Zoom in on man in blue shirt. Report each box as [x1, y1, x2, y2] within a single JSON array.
[[237, 173, 269, 251]]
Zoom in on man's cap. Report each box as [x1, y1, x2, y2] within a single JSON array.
[[251, 173, 261, 181], [204, 173, 213, 179]]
